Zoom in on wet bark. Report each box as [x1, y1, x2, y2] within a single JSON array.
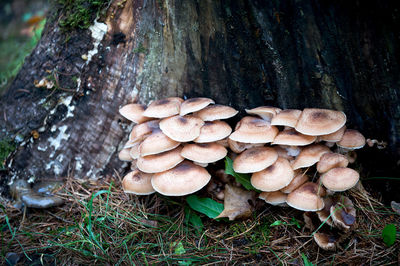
[[0, 0, 399, 195]]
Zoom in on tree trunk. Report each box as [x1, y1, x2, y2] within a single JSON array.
[[1, 0, 399, 195]]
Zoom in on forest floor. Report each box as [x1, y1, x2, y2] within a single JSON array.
[[0, 173, 399, 265]]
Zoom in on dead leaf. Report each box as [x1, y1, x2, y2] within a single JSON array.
[[216, 184, 256, 221], [391, 201, 400, 215]]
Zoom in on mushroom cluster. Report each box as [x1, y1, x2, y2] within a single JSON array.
[[229, 107, 365, 250], [118, 97, 238, 196], [118, 100, 366, 251]]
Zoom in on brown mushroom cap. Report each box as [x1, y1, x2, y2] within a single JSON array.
[[129, 141, 141, 159], [228, 139, 264, 153], [259, 191, 287, 206], [229, 116, 279, 143], [181, 143, 228, 163], [251, 157, 294, 191], [313, 232, 337, 251], [129, 120, 160, 142], [280, 171, 309, 193], [286, 182, 325, 211], [122, 170, 155, 195], [119, 103, 153, 124], [316, 197, 334, 226], [194, 104, 238, 121], [136, 146, 184, 173], [118, 148, 133, 161], [320, 125, 346, 142], [337, 129, 366, 149], [151, 160, 211, 196], [142, 98, 181, 118], [139, 129, 180, 156], [194, 121, 232, 143], [295, 108, 346, 136], [180, 97, 215, 116], [291, 144, 331, 170], [272, 128, 317, 146], [330, 196, 356, 231], [245, 106, 281, 121], [270, 109, 302, 127], [159, 115, 204, 142], [316, 152, 349, 173], [321, 167, 360, 191], [233, 147, 278, 173]]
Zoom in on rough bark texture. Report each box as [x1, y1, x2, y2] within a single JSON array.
[[0, 1, 399, 196]]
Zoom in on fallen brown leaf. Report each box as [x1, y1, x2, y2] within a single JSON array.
[[216, 184, 256, 221]]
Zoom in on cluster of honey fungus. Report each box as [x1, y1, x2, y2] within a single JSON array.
[[118, 97, 367, 250]]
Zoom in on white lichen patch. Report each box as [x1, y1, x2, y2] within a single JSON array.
[[75, 156, 83, 171], [48, 125, 70, 158], [87, 20, 108, 64]]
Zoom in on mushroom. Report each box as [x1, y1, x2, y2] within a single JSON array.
[[291, 144, 331, 170], [122, 170, 155, 195], [159, 115, 204, 142], [316, 152, 349, 173], [142, 97, 182, 118], [330, 196, 356, 231], [272, 128, 317, 146], [280, 171, 309, 193], [136, 146, 184, 173], [251, 157, 294, 191], [180, 97, 215, 116], [119, 103, 153, 124], [313, 232, 337, 251], [245, 106, 281, 122], [180, 143, 228, 164], [139, 129, 180, 156], [128, 120, 160, 143], [259, 191, 287, 206], [286, 182, 325, 211], [229, 116, 279, 143], [151, 160, 211, 196], [194, 121, 232, 143], [118, 147, 133, 161], [337, 129, 366, 150], [321, 167, 359, 192], [194, 104, 238, 121], [232, 146, 278, 173], [270, 109, 302, 128], [295, 108, 346, 136], [319, 125, 346, 143], [316, 197, 334, 226]]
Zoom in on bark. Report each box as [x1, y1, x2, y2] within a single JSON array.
[[0, 0, 399, 194]]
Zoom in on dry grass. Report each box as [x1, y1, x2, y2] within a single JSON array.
[[0, 175, 399, 265]]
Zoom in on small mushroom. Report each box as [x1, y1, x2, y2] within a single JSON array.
[[291, 144, 331, 170], [159, 115, 204, 142], [151, 160, 211, 196], [194, 104, 238, 121], [259, 191, 287, 206], [119, 103, 153, 124], [251, 157, 294, 192], [139, 129, 180, 156], [122, 170, 155, 195], [181, 143, 228, 164], [229, 116, 279, 143], [286, 182, 325, 211], [316, 152, 349, 173], [136, 146, 184, 173], [232, 146, 278, 173], [180, 97, 215, 116], [321, 167, 359, 192], [270, 109, 302, 128], [337, 129, 366, 150], [245, 106, 281, 122], [142, 98, 182, 118], [313, 232, 337, 251], [194, 121, 232, 143], [295, 108, 346, 136]]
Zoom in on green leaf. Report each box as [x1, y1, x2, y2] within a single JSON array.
[[270, 220, 285, 227], [184, 206, 204, 234], [172, 241, 186, 255], [382, 224, 396, 247], [186, 195, 224, 219], [291, 217, 301, 229], [224, 157, 259, 191], [301, 253, 314, 266]]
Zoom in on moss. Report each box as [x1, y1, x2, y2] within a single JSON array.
[[57, 0, 110, 32], [133, 43, 148, 54], [0, 138, 16, 170]]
